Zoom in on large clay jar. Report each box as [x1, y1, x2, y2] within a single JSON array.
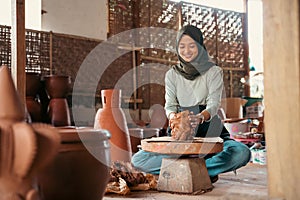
[[26, 73, 42, 122], [37, 126, 111, 200], [26, 72, 41, 97], [44, 75, 72, 126], [26, 96, 42, 122], [44, 75, 71, 98], [94, 89, 132, 162], [47, 98, 71, 126]]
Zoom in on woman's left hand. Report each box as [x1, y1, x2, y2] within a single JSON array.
[[188, 112, 205, 128]]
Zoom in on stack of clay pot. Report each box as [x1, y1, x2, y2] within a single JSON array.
[[44, 75, 71, 126], [26, 72, 42, 122]]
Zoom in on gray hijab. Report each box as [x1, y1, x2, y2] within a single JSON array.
[[173, 25, 215, 80]]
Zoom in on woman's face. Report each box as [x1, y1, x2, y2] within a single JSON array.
[[178, 35, 199, 62]]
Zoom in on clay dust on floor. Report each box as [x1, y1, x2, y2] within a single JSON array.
[[103, 163, 267, 200]]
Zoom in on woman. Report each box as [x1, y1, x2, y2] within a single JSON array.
[[131, 25, 251, 182]]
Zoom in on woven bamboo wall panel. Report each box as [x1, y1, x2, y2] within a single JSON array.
[[216, 9, 245, 68], [0, 25, 51, 75], [0, 26, 50, 75], [25, 30, 51, 75], [51, 33, 100, 85], [0, 23, 135, 102], [139, 0, 179, 61], [0, 25, 11, 67], [108, 0, 134, 38], [98, 52, 133, 96], [181, 3, 218, 59], [137, 62, 169, 108]]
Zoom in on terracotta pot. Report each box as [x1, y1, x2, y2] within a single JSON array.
[[37, 126, 111, 200], [128, 128, 143, 153], [44, 75, 71, 98], [26, 96, 42, 122], [26, 72, 41, 97], [94, 89, 132, 162], [47, 98, 71, 126]]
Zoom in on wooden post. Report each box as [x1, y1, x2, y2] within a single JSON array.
[[242, 0, 250, 97], [11, 0, 26, 106], [263, 0, 300, 199]]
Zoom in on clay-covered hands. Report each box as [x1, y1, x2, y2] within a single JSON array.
[[169, 111, 207, 140], [169, 110, 193, 140]]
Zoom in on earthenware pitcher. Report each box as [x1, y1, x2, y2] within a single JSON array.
[[94, 89, 132, 162]]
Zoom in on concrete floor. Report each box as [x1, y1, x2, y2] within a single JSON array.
[[103, 163, 267, 200]]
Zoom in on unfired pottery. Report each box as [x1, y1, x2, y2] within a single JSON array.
[[94, 89, 132, 162]]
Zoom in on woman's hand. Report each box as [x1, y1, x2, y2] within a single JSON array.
[[169, 111, 193, 140], [188, 112, 205, 129]]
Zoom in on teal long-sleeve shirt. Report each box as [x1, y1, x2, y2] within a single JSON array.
[[164, 65, 225, 119]]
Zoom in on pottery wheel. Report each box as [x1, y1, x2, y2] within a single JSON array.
[[141, 136, 223, 155]]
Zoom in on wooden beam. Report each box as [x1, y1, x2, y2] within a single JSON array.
[[243, 0, 250, 97], [263, 0, 300, 199], [11, 0, 26, 106]]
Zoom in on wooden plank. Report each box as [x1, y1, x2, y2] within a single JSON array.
[[141, 136, 223, 155], [11, 0, 26, 106], [263, 0, 300, 199]]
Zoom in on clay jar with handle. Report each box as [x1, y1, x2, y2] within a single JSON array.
[[94, 89, 132, 162], [37, 126, 111, 200]]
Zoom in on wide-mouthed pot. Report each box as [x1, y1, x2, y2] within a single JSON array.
[[37, 126, 111, 200], [44, 75, 71, 98]]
